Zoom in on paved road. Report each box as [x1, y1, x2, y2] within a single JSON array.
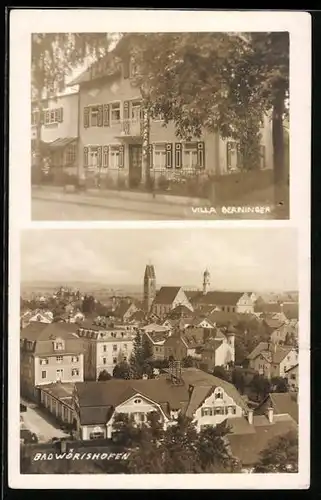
[[21, 405, 69, 443], [32, 192, 277, 221]]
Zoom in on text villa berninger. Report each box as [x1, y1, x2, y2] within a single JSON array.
[[191, 206, 272, 215]]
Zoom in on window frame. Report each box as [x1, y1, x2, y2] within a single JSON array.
[[110, 101, 121, 125]]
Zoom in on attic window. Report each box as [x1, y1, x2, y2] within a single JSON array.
[[215, 389, 223, 400], [134, 398, 142, 404]]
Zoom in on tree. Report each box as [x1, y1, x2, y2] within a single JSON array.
[[271, 376, 289, 393], [82, 295, 96, 314], [113, 361, 131, 379], [250, 374, 271, 401], [212, 365, 230, 382], [31, 34, 110, 171], [129, 331, 154, 379], [97, 370, 112, 381], [232, 369, 246, 395], [254, 430, 298, 473], [128, 32, 289, 213]]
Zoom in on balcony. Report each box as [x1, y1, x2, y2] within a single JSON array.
[[115, 118, 143, 140]]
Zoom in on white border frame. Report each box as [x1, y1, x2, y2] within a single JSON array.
[[9, 9, 311, 489]]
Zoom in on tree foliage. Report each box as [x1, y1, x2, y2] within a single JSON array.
[[113, 361, 131, 379], [250, 374, 271, 401], [212, 365, 231, 382], [271, 376, 289, 393], [254, 430, 298, 473], [97, 370, 112, 381]]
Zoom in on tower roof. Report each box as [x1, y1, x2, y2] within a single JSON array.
[[144, 264, 156, 279]]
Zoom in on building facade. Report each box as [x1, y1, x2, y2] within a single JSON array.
[[68, 42, 273, 188], [77, 322, 135, 379], [31, 91, 79, 175]]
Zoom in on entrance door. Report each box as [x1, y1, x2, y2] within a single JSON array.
[[129, 144, 142, 188]]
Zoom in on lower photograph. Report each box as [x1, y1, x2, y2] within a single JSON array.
[[18, 227, 300, 476]]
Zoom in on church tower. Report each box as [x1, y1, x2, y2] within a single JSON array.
[[143, 264, 156, 313], [203, 268, 210, 295]]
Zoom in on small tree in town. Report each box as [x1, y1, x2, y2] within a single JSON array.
[[271, 376, 289, 393], [97, 370, 112, 381], [113, 361, 131, 379], [250, 374, 271, 401], [182, 355, 194, 368], [232, 369, 246, 395], [212, 365, 231, 382], [254, 430, 298, 473]]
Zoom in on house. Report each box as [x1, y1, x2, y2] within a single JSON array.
[[247, 342, 298, 379], [38, 382, 76, 427], [200, 327, 235, 371], [270, 322, 298, 346], [284, 364, 299, 392], [73, 367, 250, 439], [20, 322, 84, 401], [112, 300, 138, 322], [31, 90, 79, 175], [142, 329, 171, 361], [68, 35, 273, 189], [226, 400, 298, 472], [76, 321, 135, 379], [255, 392, 299, 424], [28, 309, 54, 325], [151, 286, 194, 318]]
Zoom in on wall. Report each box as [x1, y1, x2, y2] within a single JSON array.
[[276, 350, 298, 378], [41, 94, 79, 144], [236, 295, 255, 314], [95, 338, 134, 378], [34, 353, 84, 386], [40, 390, 74, 424], [194, 386, 243, 432], [250, 354, 271, 378]]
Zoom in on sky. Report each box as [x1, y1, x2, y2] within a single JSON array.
[[20, 228, 298, 291]]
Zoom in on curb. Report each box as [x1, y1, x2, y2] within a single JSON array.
[[32, 185, 211, 207]]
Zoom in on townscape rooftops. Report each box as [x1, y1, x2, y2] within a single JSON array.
[[153, 286, 182, 305], [141, 322, 170, 333], [167, 304, 194, 318], [264, 392, 299, 424]]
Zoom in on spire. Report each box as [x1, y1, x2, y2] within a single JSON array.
[[203, 268, 210, 295]]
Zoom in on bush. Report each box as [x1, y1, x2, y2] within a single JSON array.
[[157, 175, 170, 191]]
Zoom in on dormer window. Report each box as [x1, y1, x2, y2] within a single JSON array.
[[53, 338, 65, 351], [134, 398, 142, 404]]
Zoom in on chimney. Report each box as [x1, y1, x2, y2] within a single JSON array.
[[247, 409, 254, 425], [267, 406, 274, 423]]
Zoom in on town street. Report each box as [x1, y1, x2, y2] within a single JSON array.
[[31, 189, 276, 221], [21, 403, 69, 443]]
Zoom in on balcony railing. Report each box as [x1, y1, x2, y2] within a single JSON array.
[[120, 118, 143, 137]]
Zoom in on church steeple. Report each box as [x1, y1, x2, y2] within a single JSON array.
[[203, 268, 210, 295], [143, 264, 156, 313]]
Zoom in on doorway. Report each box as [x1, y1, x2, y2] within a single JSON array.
[[129, 144, 143, 188]]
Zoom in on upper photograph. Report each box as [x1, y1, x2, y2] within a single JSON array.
[[31, 32, 289, 221]]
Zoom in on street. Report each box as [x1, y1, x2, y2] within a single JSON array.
[[21, 402, 69, 443], [31, 190, 278, 221]]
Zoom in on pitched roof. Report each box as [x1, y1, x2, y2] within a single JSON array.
[[227, 418, 298, 466], [192, 291, 244, 306], [173, 368, 248, 413], [153, 286, 182, 305], [20, 321, 79, 341], [167, 304, 193, 318], [75, 379, 189, 423], [113, 301, 134, 318], [282, 302, 299, 320], [268, 393, 299, 423], [247, 342, 295, 364], [185, 386, 212, 418], [128, 309, 145, 322]]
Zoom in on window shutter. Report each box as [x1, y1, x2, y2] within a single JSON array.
[[175, 143, 182, 169], [97, 146, 102, 167], [83, 147, 88, 168], [226, 141, 232, 170], [103, 104, 110, 127], [123, 101, 130, 120], [103, 146, 109, 168], [260, 145, 266, 169], [149, 144, 154, 169], [97, 105, 103, 127], [166, 143, 173, 168], [119, 145, 124, 168], [59, 107, 64, 123], [236, 143, 243, 169], [84, 107, 89, 128], [197, 141, 205, 168]]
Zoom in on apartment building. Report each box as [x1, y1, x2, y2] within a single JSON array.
[[20, 322, 84, 400], [77, 321, 135, 379]]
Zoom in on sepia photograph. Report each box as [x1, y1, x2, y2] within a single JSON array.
[[18, 227, 301, 475], [30, 31, 290, 221]]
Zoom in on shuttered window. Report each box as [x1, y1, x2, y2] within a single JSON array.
[[175, 143, 182, 169], [166, 143, 173, 168]]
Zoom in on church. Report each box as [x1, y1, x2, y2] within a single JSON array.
[[143, 265, 256, 318]]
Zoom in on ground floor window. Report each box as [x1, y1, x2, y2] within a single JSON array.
[[183, 142, 199, 169], [65, 143, 77, 165], [153, 143, 167, 169]]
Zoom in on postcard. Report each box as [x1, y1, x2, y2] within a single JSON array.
[[8, 8, 310, 490]]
